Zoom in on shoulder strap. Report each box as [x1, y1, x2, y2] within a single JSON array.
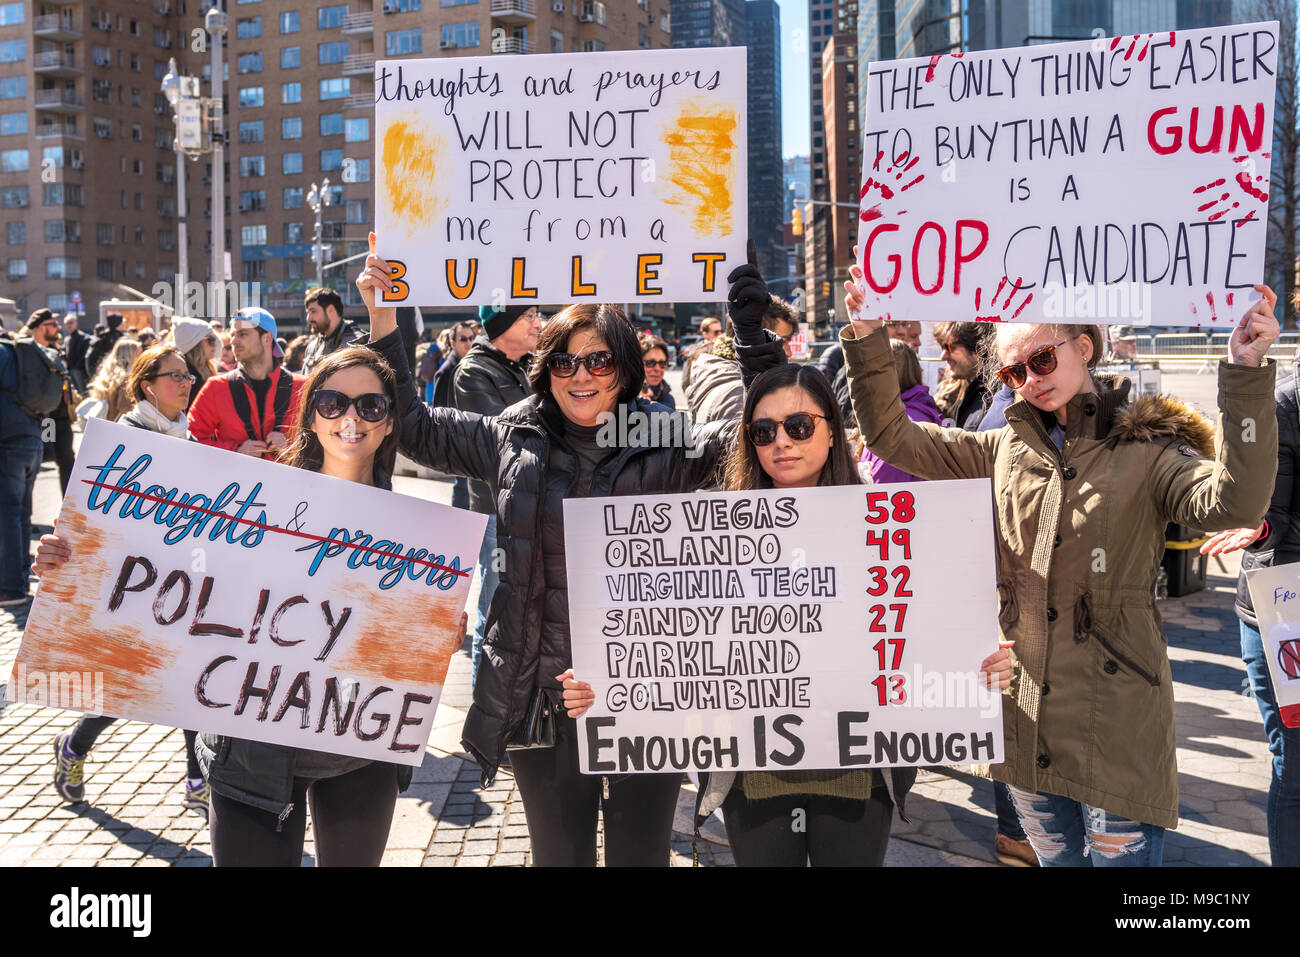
[[225, 369, 260, 440], [270, 367, 293, 430]]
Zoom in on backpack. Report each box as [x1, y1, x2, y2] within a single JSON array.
[[2, 338, 66, 418], [226, 367, 293, 441]]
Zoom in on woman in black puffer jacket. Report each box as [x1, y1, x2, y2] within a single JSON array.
[[358, 245, 782, 866]]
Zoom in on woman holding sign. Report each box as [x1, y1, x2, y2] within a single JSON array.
[[843, 265, 1280, 867], [356, 235, 784, 866]]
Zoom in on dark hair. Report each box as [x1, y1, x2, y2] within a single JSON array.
[[280, 346, 399, 486], [722, 364, 861, 491], [127, 345, 188, 404], [528, 303, 644, 403], [304, 286, 344, 316], [282, 334, 312, 373], [639, 334, 669, 359], [722, 294, 800, 340], [933, 321, 993, 355]]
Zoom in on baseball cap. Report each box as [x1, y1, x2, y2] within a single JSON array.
[[231, 307, 283, 358]]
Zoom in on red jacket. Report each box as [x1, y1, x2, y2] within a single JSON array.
[[187, 364, 305, 459]]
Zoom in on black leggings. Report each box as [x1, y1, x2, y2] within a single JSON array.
[[721, 785, 894, 867], [509, 715, 681, 867], [70, 716, 201, 780], [209, 761, 399, 867]]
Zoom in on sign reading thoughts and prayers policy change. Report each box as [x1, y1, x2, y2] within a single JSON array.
[[564, 482, 1004, 774], [6, 419, 486, 766], [373, 47, 747, 306], [856, 22, 1278, 327], [1244, 563, 1300, 728]]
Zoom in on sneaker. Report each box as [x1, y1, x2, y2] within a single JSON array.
[[52, 733, 86, 803], [184, 779, 211, 814], [994, 832, 1040, 867]]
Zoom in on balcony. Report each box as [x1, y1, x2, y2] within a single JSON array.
[[341, 12, 374, 34], [342, 53, 376, 76], [34, 89, 84, 113], [343, 93, 374, 110], [36, 124, 83, 141], [490, 0, 536, 23], [33, 15, 84, 41], [491, 36, 535, 55], [34, 51, 82, 77]]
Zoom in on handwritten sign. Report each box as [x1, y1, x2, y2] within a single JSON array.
[[564, 481, 1004, 773], [373, 48, 748, 306], [1243, 562, 1300, 728], [856, 22, 1279, 327], [5, 419, 486, 766]]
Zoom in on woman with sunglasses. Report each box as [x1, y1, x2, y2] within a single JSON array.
[[38, 346, 207, 813], [639, 334, 676, 409], [843, 263, 1280, 866], [356, 240, 782, 865]]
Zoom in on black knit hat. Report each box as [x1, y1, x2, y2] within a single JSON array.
[[478, 304, 532, 340], [24, 308, 55, 330]]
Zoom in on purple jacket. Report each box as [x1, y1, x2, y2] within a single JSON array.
[[861, 384, 943, 484]]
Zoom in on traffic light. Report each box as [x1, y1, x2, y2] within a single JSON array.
[[821, 281, 831, 297], [792, 208, 803, 236]]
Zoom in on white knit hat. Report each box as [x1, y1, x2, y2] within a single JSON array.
[[170, 317, 213, 356]]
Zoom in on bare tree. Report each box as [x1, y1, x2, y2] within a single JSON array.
[[1253, 0, 1299, 326]]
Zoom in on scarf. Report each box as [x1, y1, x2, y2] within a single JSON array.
[[130, 399, 192, 440]]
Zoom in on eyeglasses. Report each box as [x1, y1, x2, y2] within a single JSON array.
[[643, 358, 668, 370], [546, 350, 616, 378], [151, 371, 197, 385], [312, 389, 390, 422], [746, 412, 828, 446], [455, 336, 474, 343], [997, 341, 1067, 389]]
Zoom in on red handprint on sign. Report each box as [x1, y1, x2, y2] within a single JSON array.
[[1110, 34, 1159, 61], [1192, 152, 1270, 227], [860, 151, 923, 224], [974, 276, 1032, 322]]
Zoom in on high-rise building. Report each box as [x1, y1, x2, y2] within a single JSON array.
[[856, 1, 894, 121], [821, 34, 858, 325], [746, 0, 784, 292], [784, 154, 810, 219], [669, 0, 744, 47]]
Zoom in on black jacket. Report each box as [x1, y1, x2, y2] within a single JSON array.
[[1236, 369, 1300, 628], [301, 316, 364, 377], [431, 352, 461, 409], [84, 327, 123, 380], [452, 335, 531, 514], [63, 329, 90, 378], [370, 328, 738, 785]]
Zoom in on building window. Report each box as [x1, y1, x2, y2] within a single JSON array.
[[239, 87, 264, 108], [440, 0, 472, 5], [0, 186, 28, 208], [320, 113, 343, 136], [93, 117, 112, 138], [7, 221, 23, 243], [440, 23, 477, 48], [286, 259, 303, 280], [238, 52, 263, 74], [282, 117, 302, 139], [133, 193, 143, 211], [344, 118, 369, 143], [0, 149, 27, 172], [284, 221, 305, 242], [280, 11, 299, 33], [550, 29, 562, 54], [241, 260, 266, 281], [387, 28, 422, 55], [345, 199, 369, 224], [45, 221, 82, 243], [282, 152, 303, 174], [96, 223, 112, 244], [45, 184, 84, 207], [0, 3, 24, 25], [236, 16, 262, 38], [0, 76, 24, 99], [239, 120, 264, 143], [46, 257, 81, 280], [321, 149, 343, 171], [319, 78, 350, 100], [319, 41, 349, 64], [240, 189, 266, 211], [349, 158, 371, 183], [317, 5, 347, 29], [131, 124, 142, 142], [281, 82, 302, 104], [394, 0, 424, 8], [97, 258, 114, 281], [0, 40, 25, 63], [240, 155, 266, 177], [241, 224, 267, 246], [156, 196, 174, 217], [6, 258, 25, 279], [281, 46, 300, 69], [284, 186, 303, 209]]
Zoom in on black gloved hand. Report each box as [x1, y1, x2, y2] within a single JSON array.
[[727, 239, 770, 348]]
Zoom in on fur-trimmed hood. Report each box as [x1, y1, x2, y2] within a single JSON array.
[[1113, 390, 1215, 459]]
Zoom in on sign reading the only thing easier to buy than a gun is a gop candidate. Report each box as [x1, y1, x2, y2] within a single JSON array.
[[564, 482, 1005, 774], [6, 419, 486, 766], [855, 22, 1279, 327], [372, 47, 748, 306]]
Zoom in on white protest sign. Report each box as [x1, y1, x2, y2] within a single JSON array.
[[1243, 562, 1300, 728], [5, 419, 486, 766], [564, 481, 1004, 774], [857, 22, 1278, 327], [373, 48, 748, 306]]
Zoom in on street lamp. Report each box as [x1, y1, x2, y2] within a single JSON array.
[[205, 8, 228, 319], [161, 57, 203, 311], [307, 178, 333, 288]]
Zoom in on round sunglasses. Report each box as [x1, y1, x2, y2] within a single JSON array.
[[997, 340, 1067, 390], [746, 412, 827, 446], [546, 350, 616, 378], [312, 389, 390, 422]]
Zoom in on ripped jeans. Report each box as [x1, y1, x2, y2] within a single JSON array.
[[1006, 786, 1166, 867]]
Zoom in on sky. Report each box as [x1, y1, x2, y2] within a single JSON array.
[[776, 0, 811, 158]]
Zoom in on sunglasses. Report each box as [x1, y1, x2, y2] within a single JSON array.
[[998, 341, 1067, 389], [312, 389, 390, 422], [746, 412, 827, 446], [151, 371, 196, 385], [546, 350, 616, 378], [643, 358, 668, 370]]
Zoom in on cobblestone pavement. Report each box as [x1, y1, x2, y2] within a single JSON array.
[[0, 458, 1274, 866]]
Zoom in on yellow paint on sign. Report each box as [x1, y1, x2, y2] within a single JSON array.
[[381, 120, 447, 237], [661, 102, 738, 238]]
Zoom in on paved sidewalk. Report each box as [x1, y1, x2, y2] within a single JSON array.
[[0, 458, 1275, 866]]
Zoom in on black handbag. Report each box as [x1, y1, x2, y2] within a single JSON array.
[[506, 687, 560, 751]]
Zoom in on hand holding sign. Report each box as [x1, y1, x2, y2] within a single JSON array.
[[1228, 283, 1280, 367], [844, 245, 885, 339], [356, 231, 398, 339], [727, 239, 770, 348], [557, 669, 595, 719]]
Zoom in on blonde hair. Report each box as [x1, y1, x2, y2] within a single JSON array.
[[90, 337, 143, 401], [986, 323, 1103, 391]]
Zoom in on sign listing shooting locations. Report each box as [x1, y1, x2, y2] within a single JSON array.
[[6, 419, 487, 766], [374, 47, 748, 306], [856, 22, 1279, 327], [564, 482, 1004, 774]]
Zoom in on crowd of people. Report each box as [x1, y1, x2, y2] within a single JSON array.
[[0, 245, 1293, 868]]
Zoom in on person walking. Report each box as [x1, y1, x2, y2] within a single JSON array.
[[844, 263, 1280, 867], [62, 315, 90, 395]]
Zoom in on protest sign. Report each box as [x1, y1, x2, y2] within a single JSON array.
[[5, 419, 486, 766], [1243, 563, 1300, 728], [564, 480, 1004, 773], [856, 22, 1279, 327], [373, 47, 748, 306]]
